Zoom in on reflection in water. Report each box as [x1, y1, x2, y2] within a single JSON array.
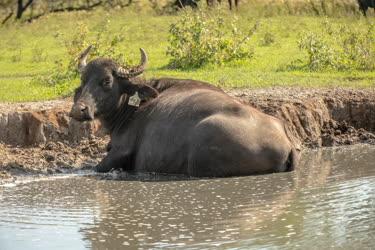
[[0, 145, 374, 249]]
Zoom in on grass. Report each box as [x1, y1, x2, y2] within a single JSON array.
[[0, 2, 374, 102]]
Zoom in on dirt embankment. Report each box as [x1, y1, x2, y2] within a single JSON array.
[[1, 87, 375, 181], [232, 88, 375, 148]]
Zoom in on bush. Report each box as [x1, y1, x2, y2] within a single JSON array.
[[33, 19, 127, 95], [57, 20, 128, 75], [260, 32, 276, 46], [166, 8, 258, 69], [340, 24, 375, 71], [298, 32, 338, 71], [296, 20, 374, 71], [246, 0, 360, 18]]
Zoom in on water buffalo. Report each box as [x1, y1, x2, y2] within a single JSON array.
[[175, 0, 239, 10], [70, 46, 298, 177], [174, 0, 198, 9], [358, 0, 375, 16], [207, 0, 239, 10]]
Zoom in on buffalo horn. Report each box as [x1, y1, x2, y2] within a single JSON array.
[[116, 48, 148, 78], [78, 45, 92, 73]]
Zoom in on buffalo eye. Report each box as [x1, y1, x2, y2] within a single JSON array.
[[102, 77, 112, 89]]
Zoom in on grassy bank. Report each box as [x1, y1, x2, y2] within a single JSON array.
[[0, 3, 374, 102]]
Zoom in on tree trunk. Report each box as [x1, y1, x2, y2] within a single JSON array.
[[16, 0, 34, 19], [16, 0, 23, 19]]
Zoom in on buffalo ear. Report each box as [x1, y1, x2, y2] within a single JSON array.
[[128, 85, 158, 107], [118, 78, 158, 102], [127, 84, 159, 107], [137, 84, 159, 102], [118, 78, 138, 96]]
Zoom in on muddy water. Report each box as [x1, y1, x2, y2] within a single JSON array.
[[0, 145, 374, 250]]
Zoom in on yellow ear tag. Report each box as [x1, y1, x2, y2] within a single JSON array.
[[128, 92, 141, 107]]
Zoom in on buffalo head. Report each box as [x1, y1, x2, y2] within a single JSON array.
[[70, 46, 158, 122]]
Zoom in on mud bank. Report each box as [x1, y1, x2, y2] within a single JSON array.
[[1, 87, 375, 181], [232, 87, 375, 148]]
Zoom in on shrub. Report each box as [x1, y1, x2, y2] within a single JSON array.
[[340, 24, 375, 71], [34, 20, 127, 95], [296, 20, 374, 71], [167, 8, 258, 69], [58, 20, 128, 75], [245, 0, 360, 18], [298, 32, 338, 71], [260, 32, 276, 46]]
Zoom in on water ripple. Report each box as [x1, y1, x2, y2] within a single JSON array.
[[0, 145, 374, 249]]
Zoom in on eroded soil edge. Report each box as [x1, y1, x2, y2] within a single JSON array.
[[1, 87, 375, 181]]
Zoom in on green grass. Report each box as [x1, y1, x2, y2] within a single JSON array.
[[0, 6, 374, 102]]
